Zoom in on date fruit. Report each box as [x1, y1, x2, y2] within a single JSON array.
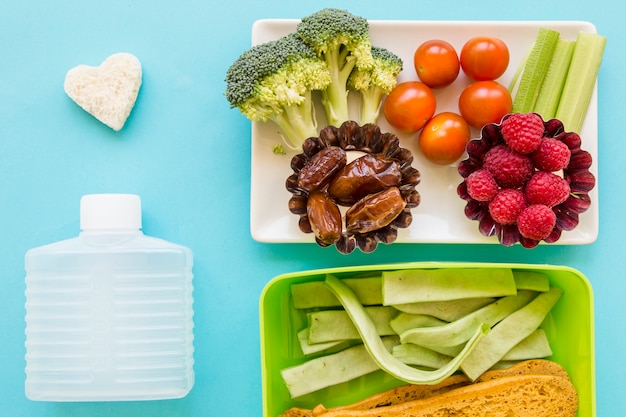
[[307, 190, 343, 246], [328, 154, 403, 206], [346, 187, 406, 234], [297, 146, 347, 193]]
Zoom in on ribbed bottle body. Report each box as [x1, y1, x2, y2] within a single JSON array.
[[25, 234, 194, 401]]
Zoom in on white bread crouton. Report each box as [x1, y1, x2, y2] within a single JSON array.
[[64, 52, 142, 131]]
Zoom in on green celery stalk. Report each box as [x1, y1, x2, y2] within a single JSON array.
[[512, 28, 560, 113], [399, 291, 537, 348], [290, 276, 382, 308], [513, 271, 551, 292], [389, 313, 448, 335], [382, 268, 516, 305], [460, 286, 563, 381], [555, 31, 607, 133], [307, 306, 398, 344], [392, 297, 495, 321], [281, 336, 399, 398], [533, 38, 575, 119]]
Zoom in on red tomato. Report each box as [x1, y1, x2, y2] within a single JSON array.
[[383, 81, 436, 133], [413, 39, 460, 88], [460, 36, 510, 81], [418, 112, 471, 165], [458, 81, 512, 129]]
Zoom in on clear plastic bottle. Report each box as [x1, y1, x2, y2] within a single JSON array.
[[24, 194, 194, 401]]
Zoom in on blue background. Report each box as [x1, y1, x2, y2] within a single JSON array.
[[1, 1, 624, 416]]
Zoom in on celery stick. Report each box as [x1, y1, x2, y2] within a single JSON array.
[[533, 38, 575, 119], [460, 286, 562, 381], [513, 271, 550, 292], [392, 297, 495, 321], [280, 336, 399, 398], [392, 343, 452, 369], [415, 328, 551, 360], [291, 276, 382, 308], [325, 274, 490, 386], [297, 329, 350, 356], [507, 49, 528, 93], [512, 28, 560, 113], [501, 328, 552, 360], [400, 291, 537, 347], [555, 31, 607, 133], [389, 313, 448, 335], [307, 306, 398, 344], [382, 268, 516, 305]]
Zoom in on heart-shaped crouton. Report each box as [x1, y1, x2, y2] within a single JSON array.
[[64, 52, 142, 131]]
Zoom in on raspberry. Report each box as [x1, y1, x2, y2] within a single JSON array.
[[466, 169, 498, 201], [531, 137, 571, 172], [500, 113, 544, 154], [488, 189, 526, 225], [525, 171, 571, 207], [483, 145, 534, 189], [517, 204, 556, 240]]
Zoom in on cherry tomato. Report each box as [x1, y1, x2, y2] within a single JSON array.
[[458, 81, 512, 129], [383, 81, 436, 133], [460, 36, 510, 81], [413, 39, 460, 88], [418, 112, 471, 165]]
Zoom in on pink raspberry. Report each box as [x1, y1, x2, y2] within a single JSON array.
[[466, 169, 498, 201], [531, 137, 571, 172], [488, 189, 527, 225], [500, 113, 544, 154], [525, 171, 571, 207], [517, 204, 556, 240], [483, 145, 534, 189]]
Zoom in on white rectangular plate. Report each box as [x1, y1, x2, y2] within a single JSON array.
[[249, 20, 599, 245]]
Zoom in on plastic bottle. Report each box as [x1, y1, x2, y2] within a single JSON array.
[[24, 194, 194, 401]]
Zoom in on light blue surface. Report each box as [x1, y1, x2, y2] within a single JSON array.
[[1, 1, 624, 416]]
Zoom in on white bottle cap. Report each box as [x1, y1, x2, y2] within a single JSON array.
[[80, 194, 142, 231]]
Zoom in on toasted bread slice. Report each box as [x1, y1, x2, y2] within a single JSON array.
[[291, 359, 570, 417], [313, 374, 578, 417]]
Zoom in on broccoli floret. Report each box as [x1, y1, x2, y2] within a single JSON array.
[[348, 46, 403, 125], [225, 32, 331, 149], [296, 8, 374, 127]]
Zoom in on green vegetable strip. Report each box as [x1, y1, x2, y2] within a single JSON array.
[[392, 297, 495, 321], [394, 329, 552, 368], [501, 328, 552, 361], [307, 306, 398, 344], [460, 286, 563, 381], [325, 274, 490, 385], [507, 49, 529, 93], [389, 313, 448, 335], [555, 31, 607, 133], [512, 28, 560, 113], [400, 291, 537, 348], [297, 329, 349, 356], [391, 344, 452, 369], [291, 276, 382, 309], [412, 328, 552, 360], [513, 271, 550, 292], [382, 268, 516, 305], [281, 336, 399, 398], [533, 38, 575, 119]]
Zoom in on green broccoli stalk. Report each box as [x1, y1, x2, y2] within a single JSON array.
[[296, 8, 374, 127], [225, 32, 331, 150], [348, 46, 403, 125]]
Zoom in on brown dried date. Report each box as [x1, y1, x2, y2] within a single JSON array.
[[328, 154, 402, 206], [345, 187, 406, 234], [307, 190, 343, 246], [297, 146, 347, 193]]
